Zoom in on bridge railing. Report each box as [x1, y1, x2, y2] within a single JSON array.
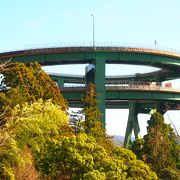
[[1, 43, 180, 57], [23, 46, 180, 57], [61, 83, 180, 93], [106, 84, 180, 92], [22, 42, 180, 53]]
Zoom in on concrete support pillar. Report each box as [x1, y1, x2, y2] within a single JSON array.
[[85, 64, 95, 85], [57, 78, 64, 88], [155, 72, 162, 86], [124, 101, 141, 148], [95, 57, 106, 127]]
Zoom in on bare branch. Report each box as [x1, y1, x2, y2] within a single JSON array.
[[0, 58, 12, 71], [167, 112, 179, 137], [0, 103, 10, 117]]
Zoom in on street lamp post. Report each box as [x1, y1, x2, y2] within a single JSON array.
[[91, 14, 95, 49]]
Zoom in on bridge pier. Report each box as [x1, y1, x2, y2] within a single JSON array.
[[95, 57, 106, 127], [124, 101, 141, 148], [85, 64, 95, 85], [85, 58, 106, 127], [57, 78, 64, 88], [155, 71, 162, 85]]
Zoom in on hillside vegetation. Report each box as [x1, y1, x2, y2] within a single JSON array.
[[0, 61, 178, 179]]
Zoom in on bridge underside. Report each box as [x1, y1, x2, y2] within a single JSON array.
[[60, 76, 180, 148], [61, 87, 180, 147]]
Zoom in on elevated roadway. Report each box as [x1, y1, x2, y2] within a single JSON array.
[[49, 71, 180, 85], [60, 84, 180, 110], [0, 47, 180, 69], [1, 46, 180, 147]]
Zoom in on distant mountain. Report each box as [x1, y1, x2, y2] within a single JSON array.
[[111, 135, 135, 147], [111, 135, 124, 147]]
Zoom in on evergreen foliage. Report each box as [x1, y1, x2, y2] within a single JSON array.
[[0, 100, 158, 179], [132, 112, 180, 179], [0, 62, 67, 113], [36, 133, 158, 179], [70, 83, 114, 152], [0, 100, 69, 179], [82, 84, 105, 137], [0, 62, 159, 179]]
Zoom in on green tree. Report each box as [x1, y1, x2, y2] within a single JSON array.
[[132, 112, 180, 179], [0, 97, 158, 179], [36, 133, 157, 179], [0, 100, 70, 179], [1, 62, 67, 111], [81, 84, 113, 152], [0, 63, 158, 180], [0, 62, 68, 127], [82, 84, 102, 135]]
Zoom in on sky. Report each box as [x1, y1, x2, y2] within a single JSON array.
[[0, 0, 180, 137]]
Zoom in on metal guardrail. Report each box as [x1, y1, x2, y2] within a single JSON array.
[[23, 42, 180, 54], [1, 43, 180, 57], [49, 72, 85, 78], [106, 84, 180, 92], [25, 46, 180, 57], [61, 83, 180, 93]]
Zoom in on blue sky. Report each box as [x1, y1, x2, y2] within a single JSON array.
[[1, 0, 180, 51], [0, 0, 180, 136]]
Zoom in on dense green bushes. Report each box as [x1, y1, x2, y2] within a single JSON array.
[[35, 132, 157, 179], [0, 100, 69, 179], [0, 62, 163, 179], [0, 62, 67, 115], [132, 112, 180, 179], [0, 100, 158, 179]]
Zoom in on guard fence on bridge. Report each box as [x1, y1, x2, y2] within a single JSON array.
[[60, 82, 180, 93]]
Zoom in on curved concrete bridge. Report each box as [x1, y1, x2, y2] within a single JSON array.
[[1, 46, 180, 147]]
